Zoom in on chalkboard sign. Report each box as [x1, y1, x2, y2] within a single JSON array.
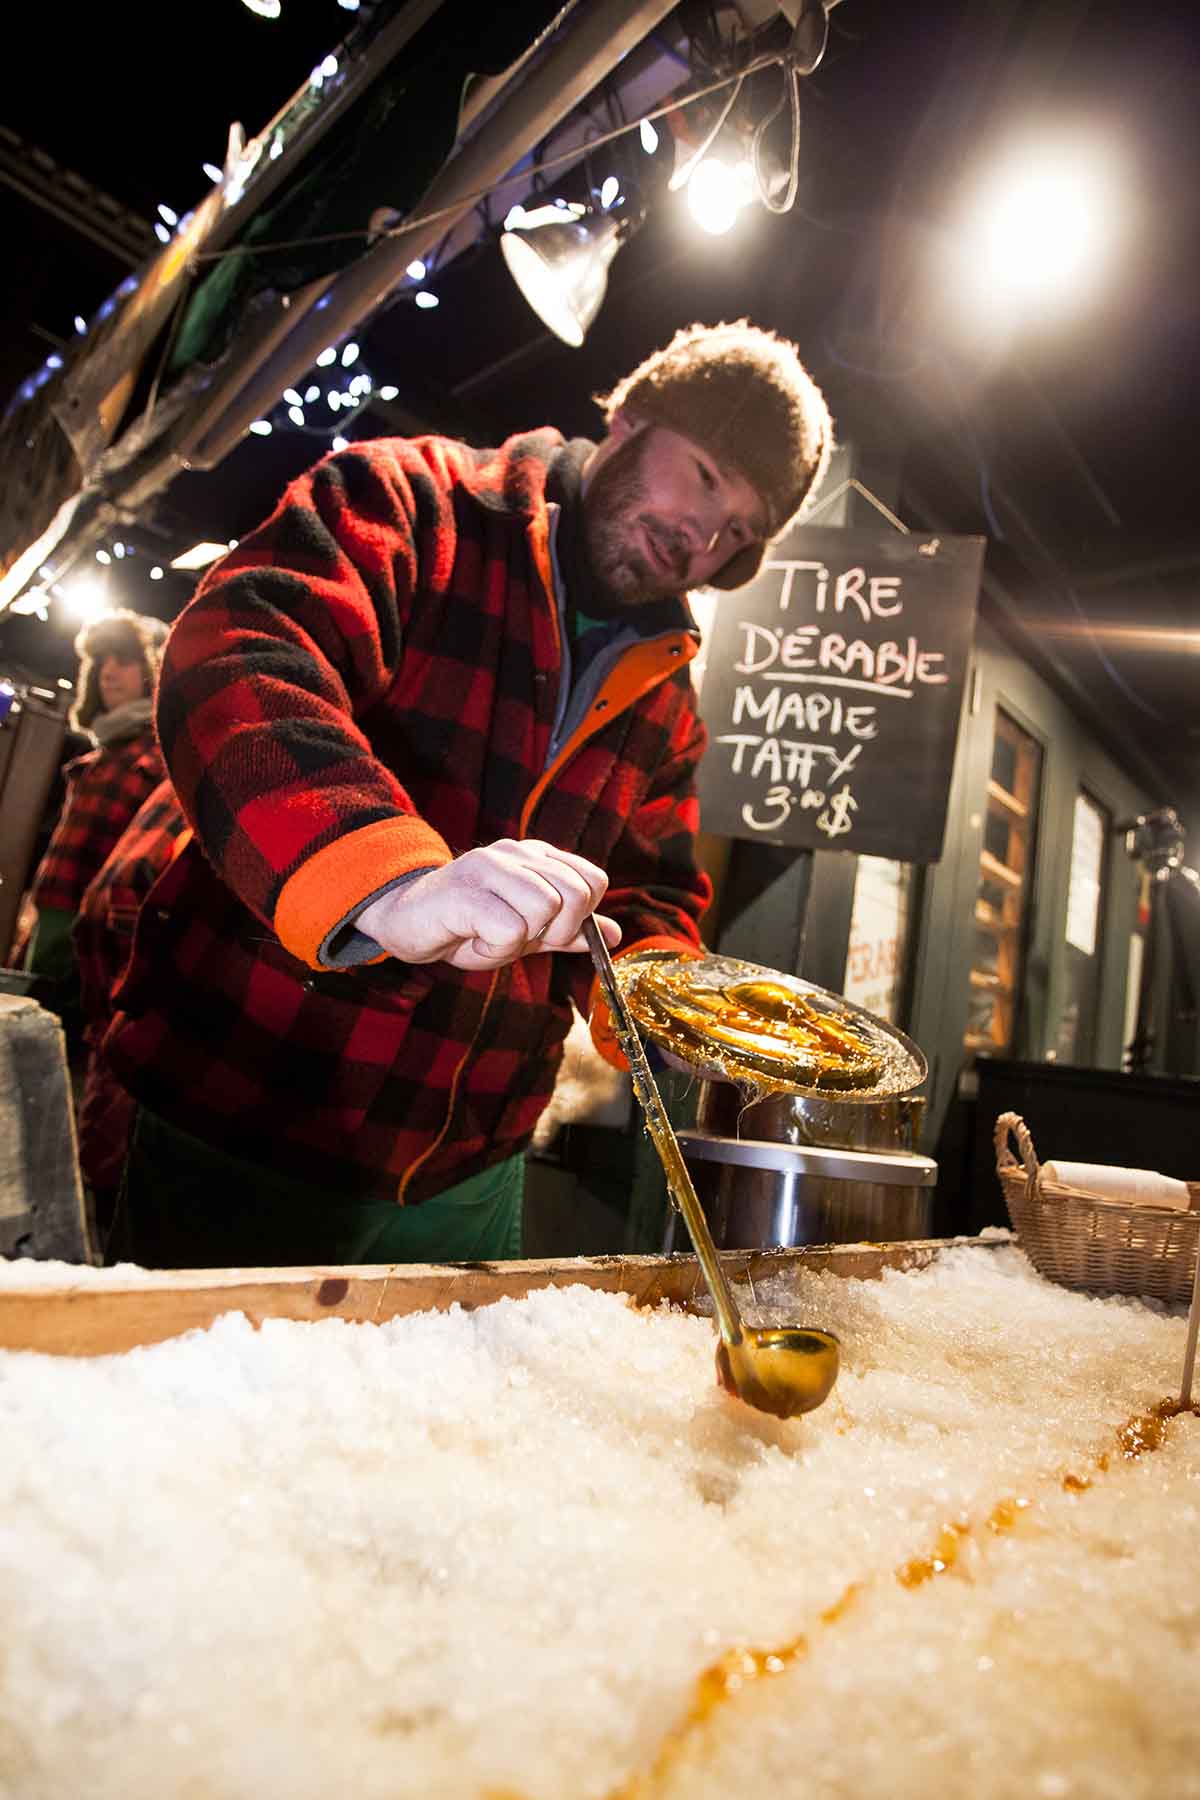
[[695, 524, 984, 862]]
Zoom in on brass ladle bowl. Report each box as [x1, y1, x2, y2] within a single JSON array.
[[583, 920, 839, 1421]]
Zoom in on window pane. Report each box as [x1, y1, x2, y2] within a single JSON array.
[[964, 709, 1041, 1055], [991, 732, 1018, 797], [844, 856, 912, 1024], [1056, 790, 1110, 1063]]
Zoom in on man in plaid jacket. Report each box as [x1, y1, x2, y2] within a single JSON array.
[[103, 321, 832, 1267]]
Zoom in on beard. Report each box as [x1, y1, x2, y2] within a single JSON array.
[[582, 430, 691, 607]]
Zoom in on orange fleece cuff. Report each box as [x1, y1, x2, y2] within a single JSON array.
[[587, 936, 704, 1072], [275, 815, 453, 968]]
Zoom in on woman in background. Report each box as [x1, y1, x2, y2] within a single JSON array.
[[23, 608, 167, 987]]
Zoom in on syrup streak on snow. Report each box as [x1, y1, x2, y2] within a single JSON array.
[[606, 1397, 1200, 1800]]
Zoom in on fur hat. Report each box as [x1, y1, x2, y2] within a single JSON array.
[[72, 609, 169, 731], [596, 320, 834, 589]]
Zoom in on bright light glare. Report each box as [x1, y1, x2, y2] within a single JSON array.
[[406, 260, 426, 280], [640, 118, 659, 155], [686, 158, 743, 236], [600, 176, 620, 210], [62, 582, 108, 623], [958, 140, 1122, 319], [415, 291, 439, 309]]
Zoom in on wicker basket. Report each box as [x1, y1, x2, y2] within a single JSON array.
[[994, 1112, 1200, 1304]]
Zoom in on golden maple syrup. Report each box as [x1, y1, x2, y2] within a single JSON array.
[[607, 1397, 1197, 1798], [621, 961, 888, 1090]]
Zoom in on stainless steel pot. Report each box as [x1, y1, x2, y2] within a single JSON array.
[[694, 1078, 927, 1153], [674, 1130, 936, 1251], [618, 949, 936, 1252]]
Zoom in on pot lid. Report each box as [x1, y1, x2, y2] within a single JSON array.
[[614, 951, 927, 1101]]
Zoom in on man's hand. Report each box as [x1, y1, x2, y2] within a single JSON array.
[[356, 839, 621, 972]]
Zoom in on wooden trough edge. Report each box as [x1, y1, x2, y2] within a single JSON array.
[[0, 1233, 1013, 1357]]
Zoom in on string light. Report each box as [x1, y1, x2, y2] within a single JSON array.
[[247, 337, 378, 445], [60, 581, 110, 623], [6, 40, 827, 631]]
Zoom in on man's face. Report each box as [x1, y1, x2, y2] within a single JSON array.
[[582, 417, 767, 605], [97, 652, 147, 712]]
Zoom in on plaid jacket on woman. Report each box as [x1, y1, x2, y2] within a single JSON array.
[[31, 729, 165, 917], [104, 431, 711, 1203], [74, 779, 190, 1195]]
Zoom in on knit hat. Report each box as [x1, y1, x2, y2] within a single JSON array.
[[72, 609, 169, 731], [596, 320, 834, 590]]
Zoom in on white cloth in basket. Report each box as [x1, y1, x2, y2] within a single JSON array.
[[1042, 1160, 1191, 1210]]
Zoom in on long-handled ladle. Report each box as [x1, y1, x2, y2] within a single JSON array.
[[583, 917, 839, 1420]]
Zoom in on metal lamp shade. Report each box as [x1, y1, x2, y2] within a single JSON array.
[[499, 213, 622, 347]]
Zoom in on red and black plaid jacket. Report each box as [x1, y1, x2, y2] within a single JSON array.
[[73, 779, 190, 1194], [104, 431, 711, 1204], [74, 778, 190, 1038], [30, 728, 166, 917]]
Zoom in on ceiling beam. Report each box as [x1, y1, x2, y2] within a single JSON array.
[[0, 126, 155, 267]]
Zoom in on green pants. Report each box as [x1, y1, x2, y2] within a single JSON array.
[[108, 1106, 525, 1269]]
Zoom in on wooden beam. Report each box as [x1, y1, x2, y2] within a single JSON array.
[[0, 1236, 1009, 1357]]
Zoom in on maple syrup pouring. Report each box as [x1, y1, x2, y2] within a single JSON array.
[[583, 919, 839, 1421]]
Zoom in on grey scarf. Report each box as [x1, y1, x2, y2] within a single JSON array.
[[90, 696, 154, 747]]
